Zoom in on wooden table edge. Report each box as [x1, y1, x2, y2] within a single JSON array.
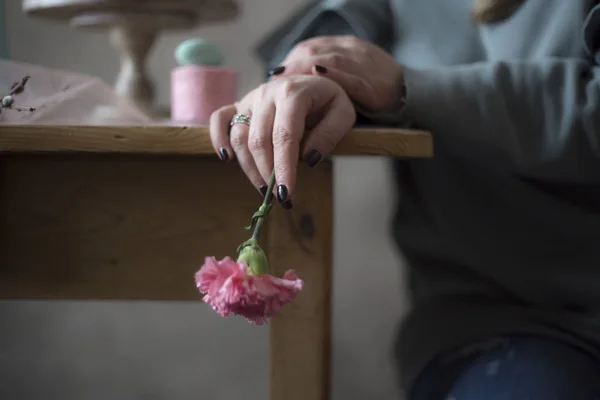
[[0, 124, 433, 158]]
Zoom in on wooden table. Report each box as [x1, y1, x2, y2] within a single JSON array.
[[0, 124, 432, 400]]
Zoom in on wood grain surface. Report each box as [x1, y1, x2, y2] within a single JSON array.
[[0, 154, 259, 300], [0, 125, 433, 158]]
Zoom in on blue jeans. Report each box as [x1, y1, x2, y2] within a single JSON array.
[[410, 335, 600, 400]]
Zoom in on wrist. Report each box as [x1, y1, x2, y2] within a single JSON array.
[[353, 66, 408, 127]]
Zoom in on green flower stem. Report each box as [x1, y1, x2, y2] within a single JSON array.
[[236, 169, 277, 276], [251, 169, 276, 241]]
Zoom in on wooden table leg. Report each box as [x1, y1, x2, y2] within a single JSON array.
[[269, 162, 333, 400]]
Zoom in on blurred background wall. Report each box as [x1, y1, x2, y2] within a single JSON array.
[[0, 1, 8, 57]]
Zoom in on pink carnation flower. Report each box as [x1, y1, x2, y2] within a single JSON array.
[[195, 256, 304, 325]]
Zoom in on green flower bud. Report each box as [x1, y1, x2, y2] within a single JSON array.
[[237, 239, 270, 276]]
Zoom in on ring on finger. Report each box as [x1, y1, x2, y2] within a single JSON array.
[[228, 111, 251, 147], [230, 113, 252, 127]]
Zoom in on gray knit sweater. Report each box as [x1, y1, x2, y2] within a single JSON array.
[[256, 0, 600, 392]]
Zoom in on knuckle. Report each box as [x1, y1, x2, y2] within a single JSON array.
[[295, 40, 317, 56], [325, 53, 345, 68], [342, 35, 361, 45], [304, 47, 318, 57], [295, 38, 313, 48], [272, 126, 296, 148], [256, 83, 270, 98], [279, 80, 298, 99], [248, 134, 270, 153], [229, 131, 247, 149]]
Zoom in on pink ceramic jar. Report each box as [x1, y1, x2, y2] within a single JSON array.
[[171, 65, 237, 123]]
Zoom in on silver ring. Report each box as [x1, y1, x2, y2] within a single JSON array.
[[230, 113, 251, 127]]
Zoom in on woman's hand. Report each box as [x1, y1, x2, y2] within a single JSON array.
[[270, 35, 404, 112], [210, 75, 356, 209]]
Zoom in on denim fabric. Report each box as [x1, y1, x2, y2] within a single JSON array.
[[410, 335, 600, 400]]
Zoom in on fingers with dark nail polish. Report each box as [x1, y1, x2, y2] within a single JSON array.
[[219, 147, 229, 161], [314, 65, 328, 73], [259, 185, 268, 196], [268, 66, 285, 76], [277, 185, 293, 209], [277, 184, 289, 203], [305, 149, 322, 167]]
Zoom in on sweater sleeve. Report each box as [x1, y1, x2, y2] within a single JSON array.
[[400, 59, 600, 182], [254, 0, 394, 71]]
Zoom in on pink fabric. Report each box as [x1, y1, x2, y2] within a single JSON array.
[[171, 65, 237, 123], [195, 256, 304, 325], [0, 59, 151, 124]]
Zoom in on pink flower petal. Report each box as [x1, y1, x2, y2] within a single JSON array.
[[195, 257, 304, 325]]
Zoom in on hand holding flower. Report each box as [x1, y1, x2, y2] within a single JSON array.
[[195, 170, 304, 325]]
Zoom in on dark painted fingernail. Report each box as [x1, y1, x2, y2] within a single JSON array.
[[280, 200, 293, 210], [259, 185, 268, 196], [277, 184, 289, 203], [277, 185, 293, 209], [268, 66, 285, 76], [305, 149, 322, 167], [315, 65, 328, 73], [219, 147, 229, 161]]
